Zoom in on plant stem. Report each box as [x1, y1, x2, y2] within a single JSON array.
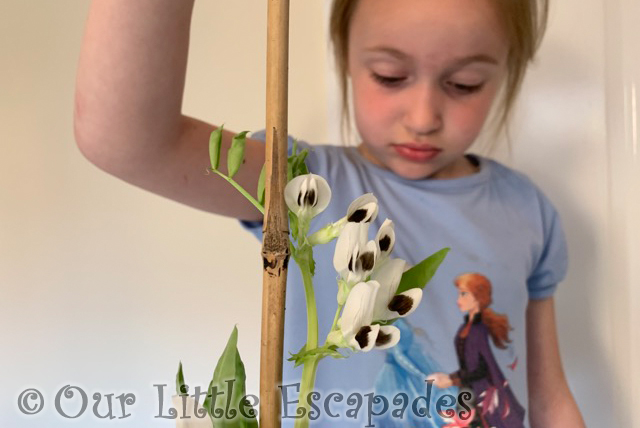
[[292, 250, 319, 427], [329, 305, 343, 336], [294, 356, 319, 428], [211, 169, 265, 214], [298, 256, 318, 350]]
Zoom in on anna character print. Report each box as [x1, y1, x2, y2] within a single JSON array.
[[429, 273, 525, 428]]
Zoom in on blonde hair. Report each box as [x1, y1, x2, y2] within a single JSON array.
[[329, 0, 549, 151]]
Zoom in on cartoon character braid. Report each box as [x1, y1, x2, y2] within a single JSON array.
[[455, 273, 512, 349]]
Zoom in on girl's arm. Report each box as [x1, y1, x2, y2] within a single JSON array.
[[74, 0, 265, 221], [526, 297, 585, 427]]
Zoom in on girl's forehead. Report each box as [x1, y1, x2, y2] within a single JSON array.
[[348, 0, 508, 67]]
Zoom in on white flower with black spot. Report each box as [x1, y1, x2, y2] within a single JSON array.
[[284, 173, 331, 220]]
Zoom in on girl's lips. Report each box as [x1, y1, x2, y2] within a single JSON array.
[[393, 143, 442, 162]]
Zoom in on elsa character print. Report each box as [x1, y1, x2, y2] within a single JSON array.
[[428, 273, 525, 428]]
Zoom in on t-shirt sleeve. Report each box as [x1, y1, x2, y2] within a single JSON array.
[[238, 129, 313, 241], [526, 192, 569, 300]]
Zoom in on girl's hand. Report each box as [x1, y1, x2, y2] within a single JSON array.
[[427, 372, 453, 388]]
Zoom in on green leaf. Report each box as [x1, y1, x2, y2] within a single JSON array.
[[294, 245, 315, 277], [291, 150, 309, 179], [289, 211, 299, 240], [176, 361, 188, 395], [396, 248, 450, 294], [286, 144, 309, 182], [293, 149, 309, 177], [299, 157, 309, 176], [287, 344, 345, 368], [227, 131, 249, 179], [209, 125, 224, 170], [287, 154, 294, 182], [257, 163, 266, 206], [202, 377, 216, 416], [287, 343, 307, 367], [204, 326, 258, 428]]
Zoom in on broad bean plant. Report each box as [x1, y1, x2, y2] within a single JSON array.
[[174, 129, 449, 428]]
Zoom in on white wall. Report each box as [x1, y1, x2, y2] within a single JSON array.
[[1, 0, 636, 426]]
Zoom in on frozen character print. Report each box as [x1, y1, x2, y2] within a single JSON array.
[[428, 273, 525, 428], [373, 318, 458, 427]]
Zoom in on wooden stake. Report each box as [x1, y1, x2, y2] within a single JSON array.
[[260, 0, 289, 427]]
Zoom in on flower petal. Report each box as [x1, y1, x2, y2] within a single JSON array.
[[333, 222, 369, 276], [375, 218, 395, 258], [374, 326, 401, 350], [284, 174, 306, 215], [310, 174, 332, 216], [340, 281, 379, 339], [388, 288, 423, 318], [344, 239, 378, 285], [357, 239, 378, 275], [346, 193, 378, 223], [284, 174, 331, 218], [371, 258, 406, 320], [349, 324, 380, 352]]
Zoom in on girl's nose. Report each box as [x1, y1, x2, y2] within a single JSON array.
[[403, 83, 443, 137]]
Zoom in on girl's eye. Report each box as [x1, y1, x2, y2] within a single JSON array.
[[371, 73, 406, 88], [448, 82, 484, 95]]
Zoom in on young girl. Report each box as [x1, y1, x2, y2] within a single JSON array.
[[75, 0, 585, 426]]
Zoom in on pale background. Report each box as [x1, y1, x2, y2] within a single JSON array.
[[1, 0, 637, 427]]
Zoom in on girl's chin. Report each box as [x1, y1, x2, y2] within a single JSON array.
[[388, 161, 449, 180], [391, 166, 438, 180], [392, 156, 477, 180]]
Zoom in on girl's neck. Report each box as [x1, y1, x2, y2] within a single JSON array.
[[441, 156, 481, 179]]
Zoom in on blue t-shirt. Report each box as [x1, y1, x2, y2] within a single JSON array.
[[241, 132, 567, 427]]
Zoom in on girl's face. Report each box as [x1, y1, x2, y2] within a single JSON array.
[[457, 282, 480, 314], [347, 0, 509, 180]]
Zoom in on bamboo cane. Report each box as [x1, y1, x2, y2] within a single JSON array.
[[260, 0, 290, 427]]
